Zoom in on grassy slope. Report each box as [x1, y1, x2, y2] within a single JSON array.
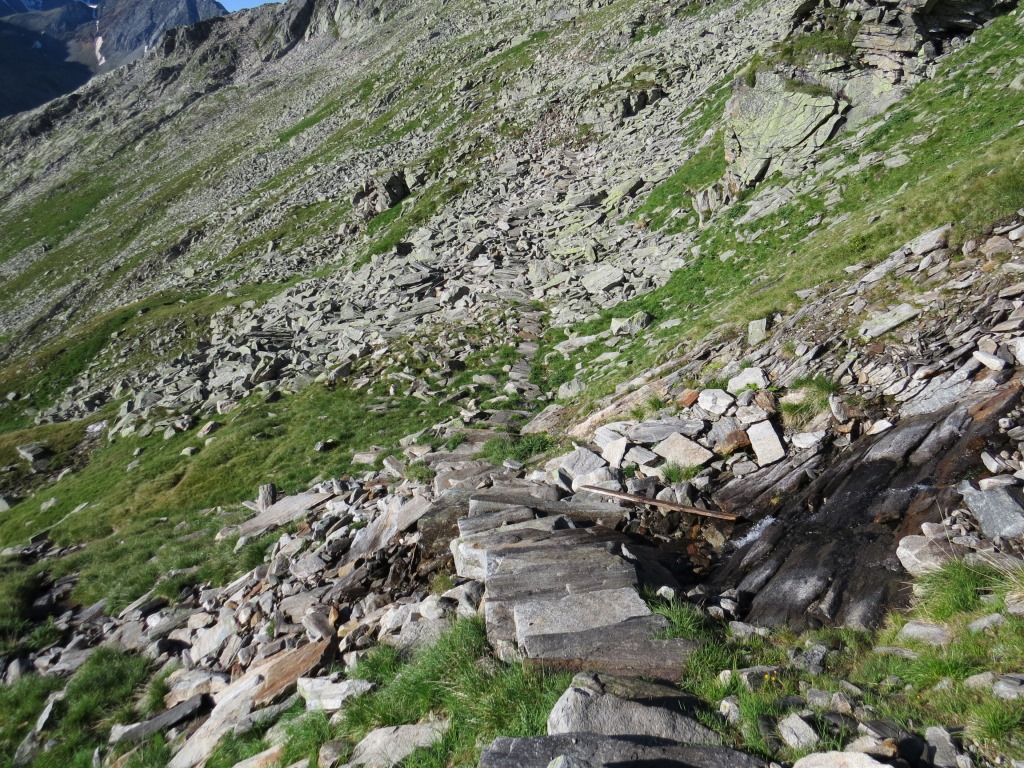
[[531, 12, 1024, 403], [0, 4, 1023, 767], [653, 560, 1024, 763]]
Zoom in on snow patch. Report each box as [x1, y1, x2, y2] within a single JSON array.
[[95, 35, 106, 67]]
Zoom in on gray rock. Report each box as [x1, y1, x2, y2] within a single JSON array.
[[746, 421, 785, 466], [964, 671, 996, 690], [652, 433, 713, 468], [581, 265, 625, 294], [610, 311, 652, 336], [925, 726, 960, 768], [514, 587, 650, 648], [297, 678, 375, 711], [778, 713, 820, 750], [555, 448, 608, 480], [993, 674, 1024, 700], [349, 721, 450, 766], [967, 613, 1004, 633], [895, 535, 969, 576], [698, 389, 734, 416], [897, 620, 952, 646], [628, 419, 705, 443], [957, 481, 1024, 539], [727, 368, 769, 395], [479, 734, 767, 768], [859, 303, 921, 339], [792, 754, 890, 767], [547, 686, 721, 745], [748, 319, 768, 346]]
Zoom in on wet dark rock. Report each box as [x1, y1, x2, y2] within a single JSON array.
[[478, 734, 768, 768], [706, 384, 1021, 630]]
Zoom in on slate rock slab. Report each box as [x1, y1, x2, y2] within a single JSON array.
[[897, 620, 952, 646], [547, 685, 721, 745], [513, 587, 649, 647], [297, 678, 375, 711], [957, 481, 1024, 539], [348, 721, 449, 766], [793, 754, 890, 767], [479, 734, 767, 768]]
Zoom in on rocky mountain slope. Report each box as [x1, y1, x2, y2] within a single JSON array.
[[0, 0, 225, 117], [1, 0, 1024, 766]]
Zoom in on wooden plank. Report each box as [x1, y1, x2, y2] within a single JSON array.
[[577, 486, 739, 521]]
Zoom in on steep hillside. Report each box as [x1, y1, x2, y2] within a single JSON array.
[[1, 0, 1024, 766]]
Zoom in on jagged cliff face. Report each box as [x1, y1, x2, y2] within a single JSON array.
[[0, 0, 226, 116], [93, 0, 228, 70]]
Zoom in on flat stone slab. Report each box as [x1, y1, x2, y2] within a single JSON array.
[[957, 481, 1024, 540], [513, 587, 650, 647], [522, 615, 698, 680], [349, 721, 449, 766], [218, 493, 334, 541], [652, 432, 713, 467], [859, 303, 921, 339], [727, 368, 769, 394], [896, 535, 969, 576], [628, 419, 704, 443], [297, 678, 375, 711], [112, 695, 205, 745], [897, 620, 952, 647], [479, 734, 767, 768], [547, 685, 721, 745], [793, 754, 890, 768], [746, 421, 785, 466]]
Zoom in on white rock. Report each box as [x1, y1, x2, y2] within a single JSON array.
[[601, 437, 630, 469], [793, 754, 889, 768], [746, 421, 785, 465], [297, 678, 376, 711], [973, 350, 1007, 371], [697, 389, 734, 415], [726, 368, 769, 395], [778, 713, 819, 750], [651, 433, 713, 468]]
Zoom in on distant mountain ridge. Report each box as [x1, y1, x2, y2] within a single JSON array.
[[0, 0, 226, 117]]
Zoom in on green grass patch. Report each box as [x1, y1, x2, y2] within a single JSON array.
[[479, 433, 554, 465], [0, 173, 116, 260], [1, 648, 153, 768], [632, 132, 727, 229], [335, 619, 570, 766], [278, 99, 343, 143]]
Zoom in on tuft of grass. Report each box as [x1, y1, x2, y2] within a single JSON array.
[[278, 710, 335, 767], [662, 463, 701, 484], [444, 433, 467, 451], [0, 648, 155, 768], [968, 698, 1024, 745], [405, 461, 436, 483], [335, 619, 570, 765], [429, 572, 456, 595], [0, 673, 63, 764], [652, 600, 720, 641], [917, 560, 999, 621], [479, 433, 554, 465], [631, 132, 728, 229], [204, 732, 270, 768]]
